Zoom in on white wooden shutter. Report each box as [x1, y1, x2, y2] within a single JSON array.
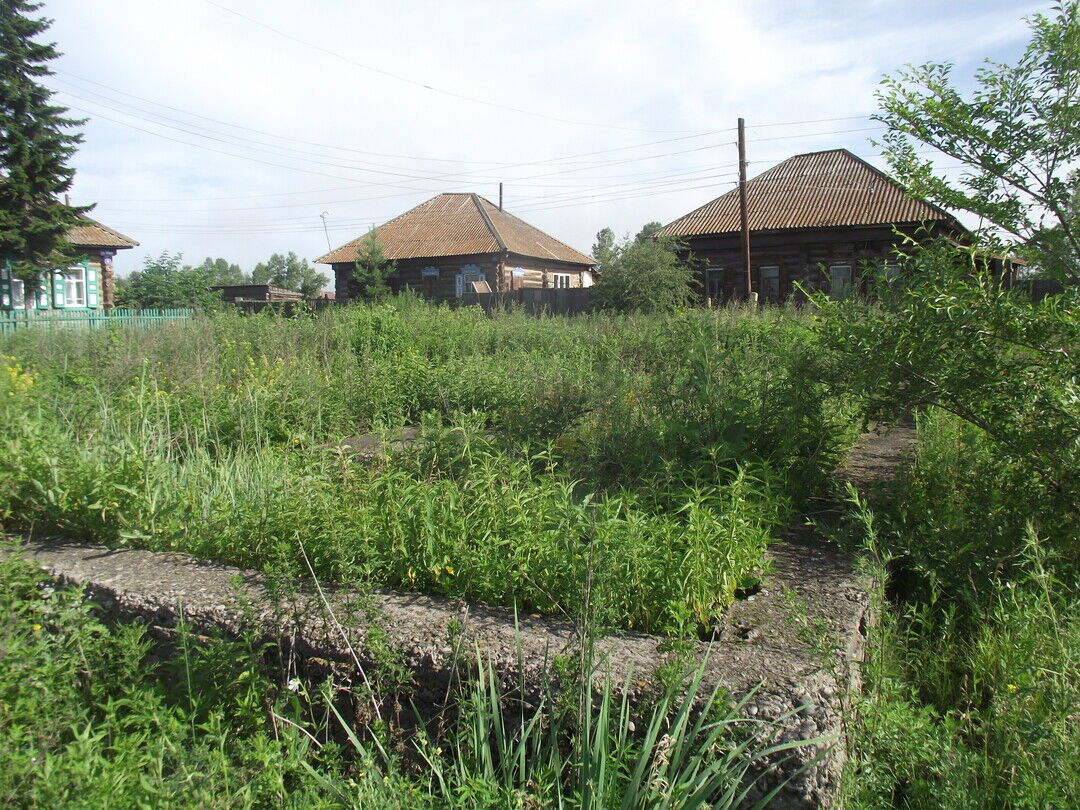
[[0, 261, 10, 309], [37, 273, 49, 308], [86, 261, 98, 308]]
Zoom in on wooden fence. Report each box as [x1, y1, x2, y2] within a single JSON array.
[[0, 308, 194, 335], [461, 287, 593, 316]]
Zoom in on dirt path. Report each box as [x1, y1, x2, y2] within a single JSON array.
[[837, 421, 916, 490]]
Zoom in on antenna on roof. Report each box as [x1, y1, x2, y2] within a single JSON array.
[[499, 182, 503, 211]]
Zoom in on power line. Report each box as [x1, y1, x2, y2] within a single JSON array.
[[747, 125, 886, 143], [54, 71, 517, 167], [198, 0, 717, 135], [62, 89, 745, 196]]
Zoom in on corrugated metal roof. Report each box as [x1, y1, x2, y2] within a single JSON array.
[[67, 216, 138, 249], [656, 149, 956, 239], [318, 193, 593, 266]]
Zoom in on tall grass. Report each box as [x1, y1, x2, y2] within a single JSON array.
[[0, 547, 818, 809], [0, 301, 855, 635], [840, 411, 1080, 808]]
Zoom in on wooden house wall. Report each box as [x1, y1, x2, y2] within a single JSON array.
[[504, 254, 590, 291], [683, 225, 937, 302], [333, 252, 592, 301], [2, 248, 114, 310]]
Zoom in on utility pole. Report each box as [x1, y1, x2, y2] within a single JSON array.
[[320, 211, 332, 251], [738, 118, 753, 301], [499, 182, 503, 211]]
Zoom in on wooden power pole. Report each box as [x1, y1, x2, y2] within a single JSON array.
[[738, 118, 753, 300]]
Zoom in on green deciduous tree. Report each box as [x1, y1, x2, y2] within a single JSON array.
[[634, 221, 663, 243], [114, 252, 221, 310], [198, 257, 247, 286], [591, 227, 694, 313], [591, 227, 616, 272], [351, 228, 396, 299], [875, 1, 1080, 282], [251, 251, 325, 297], [814, 2, 1080, 589], [0, 0, 90, 304]]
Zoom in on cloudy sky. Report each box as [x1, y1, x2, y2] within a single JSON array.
[[40, 0, 1048, 276]]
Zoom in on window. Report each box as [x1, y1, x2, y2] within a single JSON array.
[[456, 264, 485, 297], [11, 277, 24, 308], [704, 267, 725, 300], [551, 273, 571, 289], [64, 265, 86, 307], [421, 266, 440, 298], [759, 266, 780, 302], [828, 264, 852, 299]]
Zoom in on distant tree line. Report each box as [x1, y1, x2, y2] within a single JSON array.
[[115, 251, 327, 309]]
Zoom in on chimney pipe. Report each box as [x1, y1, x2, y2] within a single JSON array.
[[65, 193, 71, 206], [499, 182, 503, 211]]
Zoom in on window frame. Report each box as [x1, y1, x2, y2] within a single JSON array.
[[550, 273, 572, 289], [759, 265, 781, 302], [64, 265, 87, 308], [828, 264, 853, 299]]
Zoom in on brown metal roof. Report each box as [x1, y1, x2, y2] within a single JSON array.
[[67, 216, 138, 249], [656, 149, 956, 239], [318, 193, 593, 266]]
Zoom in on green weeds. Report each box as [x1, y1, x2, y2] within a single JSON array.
[[840, 415, 1080, 808], [0, 547, 819, 809], [0, 302, 853, 636]]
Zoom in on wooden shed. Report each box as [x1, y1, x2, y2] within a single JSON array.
[[318, 193, 594, 301], [656, 149, 964, 302]]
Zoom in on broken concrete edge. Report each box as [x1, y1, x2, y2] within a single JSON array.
[[1, 529, 867, 810]]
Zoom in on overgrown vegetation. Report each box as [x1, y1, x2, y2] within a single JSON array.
[[0, 299, 853, 636], [812, 3, 1080, 806], [590, 226, 696, 313], [0, 546, 814, 808], [836, 414, 1080, 808]]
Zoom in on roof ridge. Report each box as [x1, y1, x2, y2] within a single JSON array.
[[826, 149, 958, 224], [482, 199, 594, 264], [471, 193, 506, 252], [655, 147, 958, 239]]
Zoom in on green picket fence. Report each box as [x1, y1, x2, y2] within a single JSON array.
[[0, 308, 195, 334]]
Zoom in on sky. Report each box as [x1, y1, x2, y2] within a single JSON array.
[[37, 0, 1050, 277]]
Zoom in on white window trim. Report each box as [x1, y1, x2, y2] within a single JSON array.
[[551, 273, 572, 289], [64, 265, 86, 307], [11, 277, 25, 308], [455, 265, 485, 297]]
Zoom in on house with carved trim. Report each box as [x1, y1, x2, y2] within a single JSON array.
[[318, 193, 594, 300], [656, 149, 964, 302], [1, 216, 138, 310]]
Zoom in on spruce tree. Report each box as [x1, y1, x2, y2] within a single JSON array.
[[0, 0, 90, 303]]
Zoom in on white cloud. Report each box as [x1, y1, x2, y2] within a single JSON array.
[[33, 0, 1047, 274]]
